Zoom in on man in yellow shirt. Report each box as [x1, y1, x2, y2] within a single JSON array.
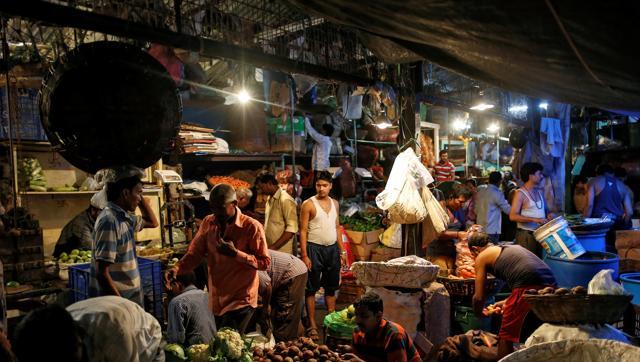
[[256, 174, 299, 254]]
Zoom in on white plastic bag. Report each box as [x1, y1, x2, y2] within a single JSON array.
[[587, 269, 626, 295], [387, 177, 428, 224], [376, 148, 433, 210]]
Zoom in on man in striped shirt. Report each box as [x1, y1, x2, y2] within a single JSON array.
[[434, 150, 456, 183], [90, 166, 158, 305]]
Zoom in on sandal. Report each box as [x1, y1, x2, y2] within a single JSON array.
[[306, 327, 320, 342]]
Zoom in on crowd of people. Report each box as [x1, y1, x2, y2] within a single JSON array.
[[1, 152, 636, 361]]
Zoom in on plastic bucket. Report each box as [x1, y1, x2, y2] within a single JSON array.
[[533, 216, 586, 260], [573, 229, 607, 252], [620, 273, 640, 305], [544, 251, 619, 288]]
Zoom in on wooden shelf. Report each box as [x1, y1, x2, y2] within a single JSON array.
[[22, 188, 162, 196]]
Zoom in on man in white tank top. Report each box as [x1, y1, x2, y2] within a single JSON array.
[[299, 171, 347, 341], [509, 162, 553, 257]]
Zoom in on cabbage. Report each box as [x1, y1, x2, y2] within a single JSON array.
[[164, 343, 186, 360]]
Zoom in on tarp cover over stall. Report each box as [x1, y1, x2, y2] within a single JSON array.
[[285, 0, 640, 111]]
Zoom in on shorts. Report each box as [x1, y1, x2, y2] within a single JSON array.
[[306, 243, 340, 295], [498, 285, 546, 343]]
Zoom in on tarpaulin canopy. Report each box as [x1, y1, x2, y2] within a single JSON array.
[[285, 0, 640, 111]]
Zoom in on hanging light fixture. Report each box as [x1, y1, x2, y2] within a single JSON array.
[[470, 90, 494, 111]]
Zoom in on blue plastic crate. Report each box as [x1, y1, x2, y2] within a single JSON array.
[[68, 257, 164, 323]]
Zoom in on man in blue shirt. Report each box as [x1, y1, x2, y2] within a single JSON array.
[[475, 172, 511, 243], [90, 165, 158, 305], [166, 271, 216, 346]]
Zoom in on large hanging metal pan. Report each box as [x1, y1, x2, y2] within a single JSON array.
[[39, 41, 181, 173]]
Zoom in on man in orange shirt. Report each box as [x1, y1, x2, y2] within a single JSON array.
[[165, 183, 271, 333]]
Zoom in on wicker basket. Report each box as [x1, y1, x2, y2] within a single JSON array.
[[437, 276, 505, 297], [523, 294, 632, 324], [351, 261, 440, 289]]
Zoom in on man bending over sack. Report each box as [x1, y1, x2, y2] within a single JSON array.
[[469, 233, 556, 360]]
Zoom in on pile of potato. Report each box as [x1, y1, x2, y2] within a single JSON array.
[[525, 285, 587, 296], [253, 337, 352, 362]]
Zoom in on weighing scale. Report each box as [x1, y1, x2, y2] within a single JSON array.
[[154, 170, 196, 247]]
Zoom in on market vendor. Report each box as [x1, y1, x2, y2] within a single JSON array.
[[583, 164, 633, 249], [304, 117, 333, 174], [53, 187, 106, 257], [257, 250, 308, 342], [469, 232, 556, 360], [256, 174, 298, 253], [165, 183, 270, 334], [342, 292, 421, 362], [426, 185, 473, 269], [300, 171, 346, 341], [91, 166, 159, 305], [509, 162, 553, 257], [166, 271, 217, 346]]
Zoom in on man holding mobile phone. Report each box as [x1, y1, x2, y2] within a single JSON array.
[[90, 165, 159, 305], [165, 183, 270, 333]]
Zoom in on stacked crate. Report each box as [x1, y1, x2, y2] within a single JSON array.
[[0, 228, 45, 283]]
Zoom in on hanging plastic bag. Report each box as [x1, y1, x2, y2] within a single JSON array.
[[587, 269, 626, 295], [380, 223, 402, 249], [387, 177, 428, 224]]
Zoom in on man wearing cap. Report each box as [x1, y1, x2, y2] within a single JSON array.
[[166, 183, 271, 333], [90, 166, 159, 306], [53, 188, 107, 257]]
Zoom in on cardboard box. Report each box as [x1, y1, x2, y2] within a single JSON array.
[[345, 228, 384, 261], [616, 230, 640, 260], [370, 245, 402, 262]]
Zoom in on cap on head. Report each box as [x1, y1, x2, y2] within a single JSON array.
[[209, 183, 237, 205], [90, 186, 107, 209]]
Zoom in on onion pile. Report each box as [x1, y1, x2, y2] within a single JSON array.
[[253, 337, 353, 362]]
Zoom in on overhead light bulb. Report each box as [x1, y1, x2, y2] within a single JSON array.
[[470, 102, 494, 111], [508, 105, 528, 113], [539, 102, 548, 110], [487, 123, 500, 133], [237, 89, 251, 104], [452, 118, 469, 131]]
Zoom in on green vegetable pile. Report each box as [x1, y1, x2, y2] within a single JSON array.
[[19, 158, 46, 192], [164, 328, 253, 362], [340, 213, 383, 232], [58, 249, 92, 264]]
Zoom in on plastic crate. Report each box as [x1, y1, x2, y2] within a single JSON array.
[[68, 257, 164, 323]]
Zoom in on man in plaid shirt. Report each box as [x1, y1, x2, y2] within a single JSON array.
[[258, 250, 308, 341]]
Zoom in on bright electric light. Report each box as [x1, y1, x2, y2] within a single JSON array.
[[539, 102, 548, 110], [237, 89, 251, 104], [470, 103, 495, 111], [452, 118, 469, 131], [375, 121, 392, 129], [487, 123, 500, 133], [508, 105, 528, 113]]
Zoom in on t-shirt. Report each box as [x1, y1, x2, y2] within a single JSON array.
[[90, 202, 144, 305], [352, 319, 421, 362], [434, 161, 455, 182]]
